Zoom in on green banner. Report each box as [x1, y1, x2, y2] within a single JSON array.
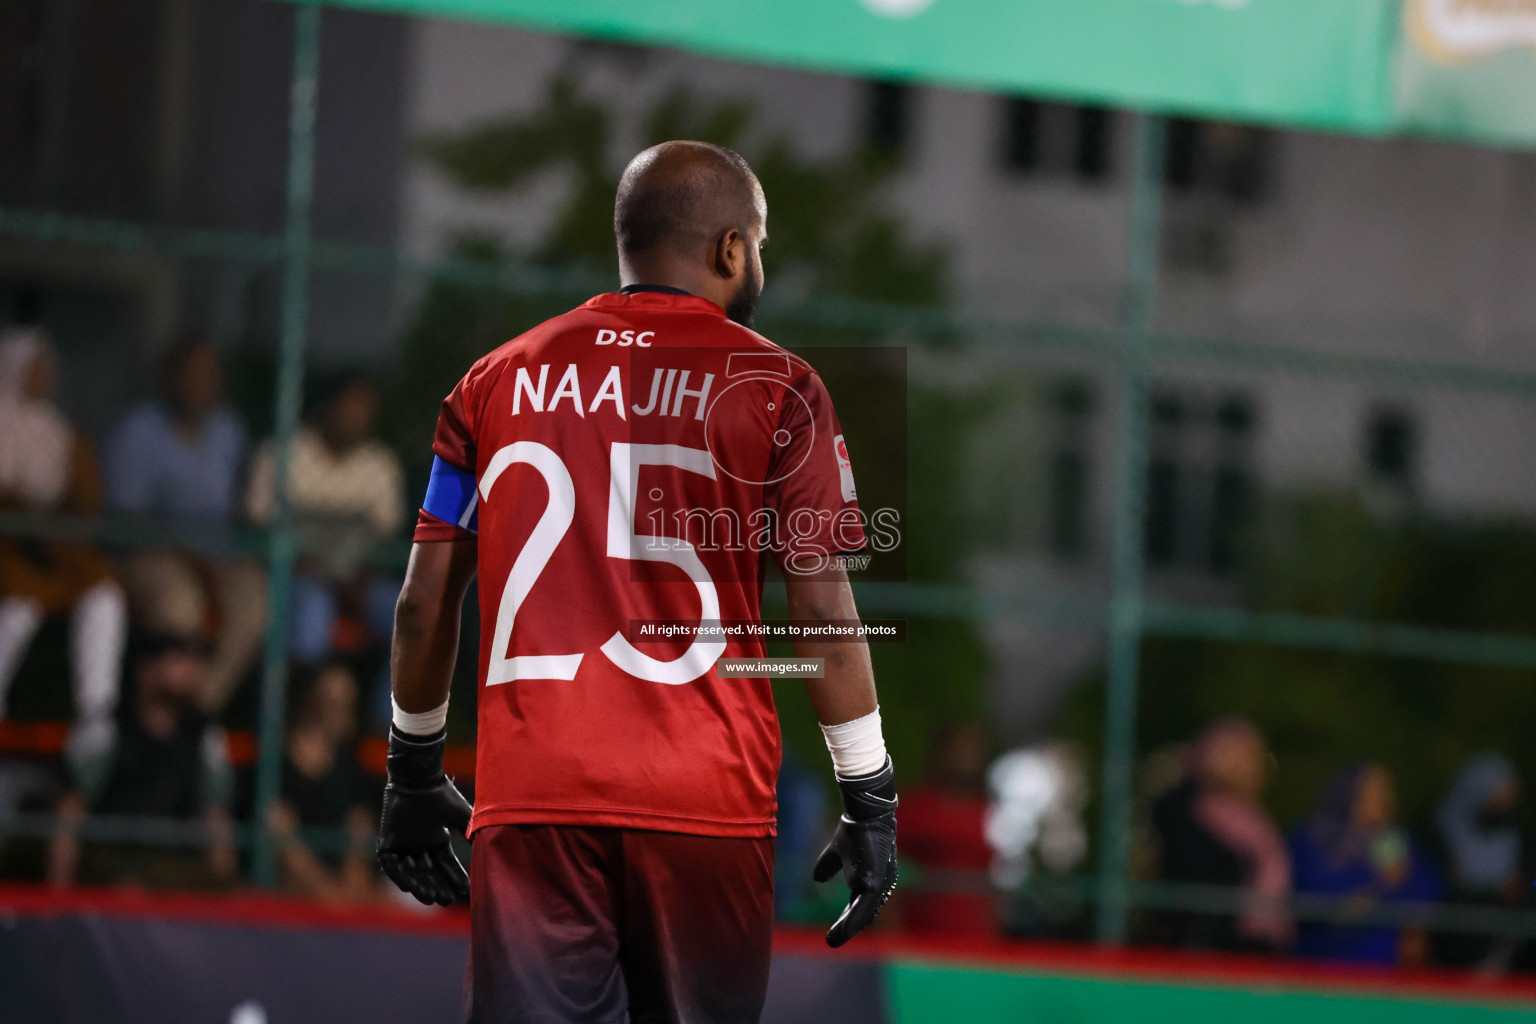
[[886, 962, 1536, 1024], [1396, 0, 1536, 147], [310, 0, 1399, 134]]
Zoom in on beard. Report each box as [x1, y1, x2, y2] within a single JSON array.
[[725, 259, 762, 328]]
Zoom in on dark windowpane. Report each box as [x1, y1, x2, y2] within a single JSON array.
[[1074, 106, 1113, 180], [1207, 123, 1268, 206], [1049, 451, 1088, 558], [866, 81, 910, 158], [1165, 118, 1201, 189], [1147, 392, 1184, 566], [1209, 466, 1251, 573], [1368, 409, 1415, 485], [1211, 393, 1256, 573], [1048, 379, 1094, 559], [1215, 394, 1255, 435], [1145, 460, 1180, 566], [1151, 391, 1185, 427], [1002, 97, 1041, 173], [1164, 118, 1270, 205]]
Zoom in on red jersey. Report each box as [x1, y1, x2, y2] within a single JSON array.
[[415, 291, 865, 838]]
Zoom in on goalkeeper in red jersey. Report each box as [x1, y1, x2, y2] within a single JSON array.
[[377, 140, 897, 1024]]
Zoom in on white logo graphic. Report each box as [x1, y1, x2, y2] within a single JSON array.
[[859, 0, 936, 18], [1410, 0, 1536, 61], [833, 434, 857, 502]]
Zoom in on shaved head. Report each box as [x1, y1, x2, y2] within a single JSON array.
[[616, 141, 762, 256], [614, 141, 767, 325]]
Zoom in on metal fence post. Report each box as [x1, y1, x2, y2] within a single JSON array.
[[251, 2, 321, 887], [1095, 112, 1165, 944]]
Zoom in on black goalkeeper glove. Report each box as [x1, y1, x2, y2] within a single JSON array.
[[378, 726, 473, 907], [813, 756, 898, 948]]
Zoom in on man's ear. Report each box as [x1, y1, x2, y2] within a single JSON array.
[[713, 228, 743, 281]]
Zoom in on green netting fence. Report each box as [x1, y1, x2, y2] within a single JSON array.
[[7, 1, 1536, 956]]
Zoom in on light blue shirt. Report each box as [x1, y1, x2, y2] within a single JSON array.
[[104, 401, 247, 521]]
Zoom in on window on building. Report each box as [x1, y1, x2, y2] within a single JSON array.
[[1002, 98, 1042, 172], [1209, 395, 1256, 573], [1143, 389, 1258, 574], [1001, 98, 1115, 182], [866, 80, 911, 158], [1048, 379, 1095, 559], [1366, 407, 1416, 492], [1144, 393, 1184, 568], [1074, 106, 1113, 180], [1164, 118, 1270, 205], [1162, 119, 1272, 275]]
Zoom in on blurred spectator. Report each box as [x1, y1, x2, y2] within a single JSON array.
[[987, 746, 1090, 887], [987, 742, 1089, 938], [265, 661, 382, 904], [104, 338, 265, 713], [773, 749, 829, 919], [0, 329, 125, 752], [245, 374, 404, 669], [899, 722, 995, 935], [1291, 763, 1442, 967], [1432, 754, 1533, 972], [48, 631, 236, 889], [1150, 718, 1292, 953]]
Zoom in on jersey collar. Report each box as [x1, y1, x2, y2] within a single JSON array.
[[618, 283, 693, 296], [583, 289, 727, 317]]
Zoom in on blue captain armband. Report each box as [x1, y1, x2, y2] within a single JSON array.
[[421, 456, 479, 534]]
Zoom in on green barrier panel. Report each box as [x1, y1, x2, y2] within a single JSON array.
[[304, 0, 1536, 151], [304, 0, 1397, 133], [886, 962, 1536, 1024]]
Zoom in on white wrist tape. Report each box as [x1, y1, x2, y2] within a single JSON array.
[[820, 708, 887, 779], [392, 696, 449, 737]]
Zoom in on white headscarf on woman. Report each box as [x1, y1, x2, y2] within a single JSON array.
[[0, 328, 71, 507]]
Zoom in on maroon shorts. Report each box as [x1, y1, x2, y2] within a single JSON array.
[[467, 824, 775, 1024]]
